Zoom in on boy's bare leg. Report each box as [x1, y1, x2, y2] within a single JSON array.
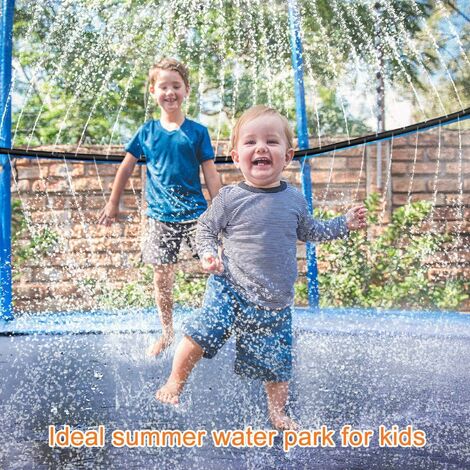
[[265, 381, 299, 430], [147, 264, 176, 356], [156, 335, 204, 404]]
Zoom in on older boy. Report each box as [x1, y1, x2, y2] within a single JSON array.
[[156, 105, 366, 430], [99, 58, 221, 356]]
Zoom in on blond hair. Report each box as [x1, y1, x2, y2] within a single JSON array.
[[230, 105, 294, 151], [148, 58, 190, 89]]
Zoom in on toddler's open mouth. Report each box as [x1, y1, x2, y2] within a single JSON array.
[[252, 157, 272, 166]]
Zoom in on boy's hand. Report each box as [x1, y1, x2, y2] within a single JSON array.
[[201, 253, 224, 274], [345, 205, 367, 231], [98, 202, 119, 226]]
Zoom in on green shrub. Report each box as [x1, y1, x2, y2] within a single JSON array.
[[314, 193, 468, 310], [294, 280, 309, 306], [12, 199, 59, 280], [97, 266, 207, 309], [173, 271, 207, 307], [97, 280, 155, 310]]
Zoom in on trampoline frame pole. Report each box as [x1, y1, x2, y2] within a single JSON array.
[[0, 0, 15, 320], [288, 0, 319, 308]]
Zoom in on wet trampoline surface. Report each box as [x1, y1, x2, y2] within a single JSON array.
[[0, 307, 469, 469]]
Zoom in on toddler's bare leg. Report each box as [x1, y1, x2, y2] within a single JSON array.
[[147, 264, 176, 356], [265, 381, 299, 430], [156, 336, 204, 405]]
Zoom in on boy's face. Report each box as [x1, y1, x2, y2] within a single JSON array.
[[149, 69, 189, 115], [231, 114, 294, 188]]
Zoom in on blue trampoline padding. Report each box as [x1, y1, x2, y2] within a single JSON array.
[[0, 307, 163, 336], [0, 306, 468, 338]]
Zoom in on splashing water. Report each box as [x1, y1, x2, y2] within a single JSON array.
[[2, 1, 470, 468]]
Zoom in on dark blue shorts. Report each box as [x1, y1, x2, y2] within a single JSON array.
[[184, 275, 292, 382]]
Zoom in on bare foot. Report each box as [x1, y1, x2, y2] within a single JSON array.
[[155, 379, 184, 405], [269, 412, 299, 431], [146, 333, 174, 357]]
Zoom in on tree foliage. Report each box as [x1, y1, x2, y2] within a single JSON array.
[[12, 0, 461, 147]]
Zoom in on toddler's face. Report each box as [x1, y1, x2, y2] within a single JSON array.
[[150, 70, 188, 114], [231, 115, 294, 188]]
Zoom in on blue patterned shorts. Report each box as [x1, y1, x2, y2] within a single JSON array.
[[184, 275, 292, 382]]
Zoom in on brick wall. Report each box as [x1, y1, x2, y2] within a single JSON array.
[[11, 128, 470, 312]]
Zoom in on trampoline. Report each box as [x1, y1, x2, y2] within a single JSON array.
[[0, 307, 469, 468], [1, 0, 469, 468]]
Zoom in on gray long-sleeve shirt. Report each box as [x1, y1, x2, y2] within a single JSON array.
[[196, 181, 348, 309]]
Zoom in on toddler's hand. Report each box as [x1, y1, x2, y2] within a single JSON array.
[[98, 202, 119, 226], [201, 253, 224, 274], [345, 205, 367, 231]]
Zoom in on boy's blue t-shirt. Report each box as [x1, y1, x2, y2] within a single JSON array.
[[125, 118, 215, 222]]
